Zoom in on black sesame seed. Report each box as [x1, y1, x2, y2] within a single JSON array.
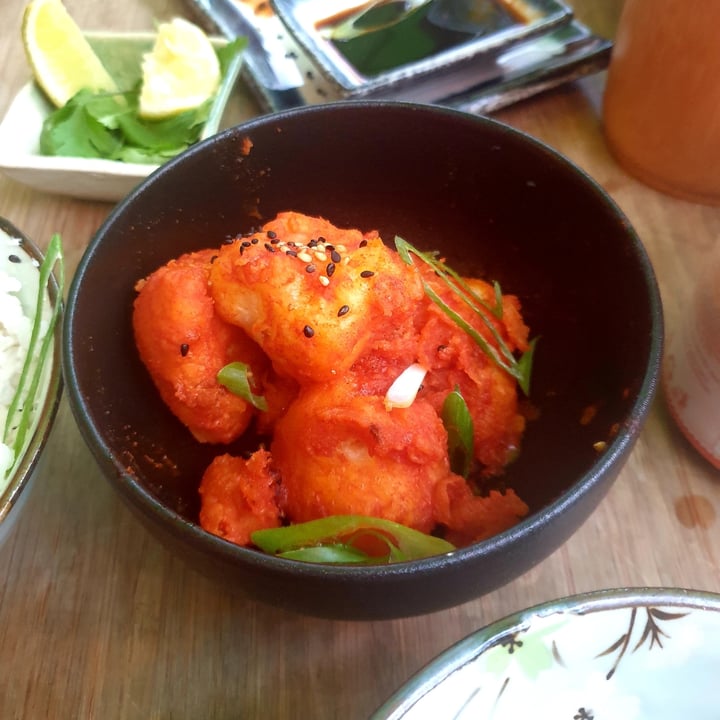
[[318, 236, 326, 243], [305, 264, 316, 273], [359, 239, 368, 248], [286, 249, 298, 257], [267, 230, 277, 239], [360, 270, 374, 278], [330, 249, 341, 263], [308, 238, 318, 248], [8, 254, 21, 264], [210, 255, 218, 263], [337, 305, 350, 317], [180, 343, 189, 357], [303, 325, 315, 338], [264, 243, 276, 252], [326, 262, 335, 277], [222, 237, 235, 245], [241, 240, 251, 247], [251, 237, 259, 244]]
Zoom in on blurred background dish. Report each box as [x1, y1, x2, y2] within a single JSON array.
[[63, 101, 662, 619], [270, 0, 572, 99], [372, 587, 720, 719], [186, 0, 612, 113], [0, 217, 63, 548]]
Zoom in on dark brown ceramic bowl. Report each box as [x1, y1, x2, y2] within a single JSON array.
[[63, 102, 662, 620]]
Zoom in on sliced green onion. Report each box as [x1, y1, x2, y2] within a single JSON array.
[[516, 337, 538, 396], [442, 387, 474, 478], [251, 514, 455, 564], [217, 361, 268, 411], [278, 544, 371, 563], [3, 234, 64, 477], [492, 280, 504, 318], [384, 362, 427, 410], [394, 236, 536, 395]]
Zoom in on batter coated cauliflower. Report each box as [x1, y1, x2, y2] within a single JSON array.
[[133, 212, 532, 551]]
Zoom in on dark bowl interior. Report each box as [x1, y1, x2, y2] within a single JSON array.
[[64, 102, 662, 620]]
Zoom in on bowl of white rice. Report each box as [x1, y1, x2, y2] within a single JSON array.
[[0, 218, 63, 545]]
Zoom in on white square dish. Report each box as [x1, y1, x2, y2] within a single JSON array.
[[271, 0, 573, 99], [0, 31, 248, 202]]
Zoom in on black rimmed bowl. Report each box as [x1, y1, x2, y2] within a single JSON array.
[[63, 102, 663, 620]]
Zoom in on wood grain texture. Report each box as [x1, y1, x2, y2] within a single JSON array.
[[1, 0, 719, 718]]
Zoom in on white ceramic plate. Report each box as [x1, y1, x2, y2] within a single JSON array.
[[373, 588, 720, 719], [271, 0, 572, 99], [0, 31, 245, 202]]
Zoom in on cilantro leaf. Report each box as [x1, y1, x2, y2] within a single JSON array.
[[116, 100, 210, 152], [38, 38, 246, 165]]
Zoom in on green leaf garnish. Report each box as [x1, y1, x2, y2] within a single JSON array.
[[40, 87, 206, 163], [394, 236, 536, 395], [442, 386, 474, 478], [217, 361, 268, 411], [39, 39, 246, 164], [251, 515, 455, 564], [3, 234, 64, 478], [40, 90, 124, 158], [115, 99, 209, 151]]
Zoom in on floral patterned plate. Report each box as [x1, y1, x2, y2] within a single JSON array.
[[372, 588, 720, 719]]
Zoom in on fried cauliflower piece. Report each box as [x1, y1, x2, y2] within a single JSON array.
[[208, 212, 423, 384], [336, 266, 530, 476], [133, 248, 268, 444], [199, 450, 282, 546], [413, 270, 530, 476], [270, 381, 455, 533], [433, 475, 529, 547]]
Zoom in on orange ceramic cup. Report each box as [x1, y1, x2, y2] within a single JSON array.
[[603, 0, 720, 205]]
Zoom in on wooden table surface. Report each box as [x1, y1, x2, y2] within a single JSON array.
[[1, 0, 719, 717]]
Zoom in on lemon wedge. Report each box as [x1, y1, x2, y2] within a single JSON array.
[[138, 18, 221, 120], [22, 0, 117, 107]]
